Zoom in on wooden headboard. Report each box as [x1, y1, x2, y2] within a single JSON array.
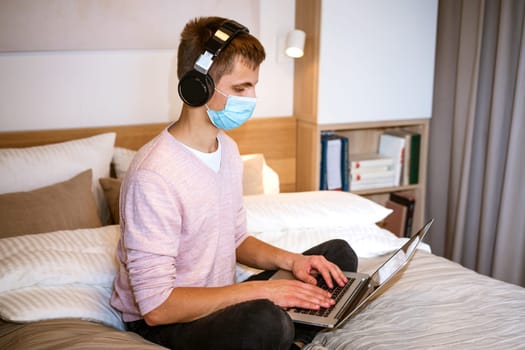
[[0, 116, 297, 192]]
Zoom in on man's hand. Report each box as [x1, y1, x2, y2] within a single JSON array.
[[291, 254, 348, 289], [236, 237, 349, 310], [250, 279, 335, 310]]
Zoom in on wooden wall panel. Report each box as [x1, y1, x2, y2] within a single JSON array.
[[0, 116, 297, 191]]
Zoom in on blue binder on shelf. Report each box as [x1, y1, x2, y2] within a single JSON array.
[[320, 132, 349, 191]]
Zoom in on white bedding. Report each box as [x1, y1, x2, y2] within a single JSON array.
[[310, 251, 525, 350], [1, 208, 524, 349]]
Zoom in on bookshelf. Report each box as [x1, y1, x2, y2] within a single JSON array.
[[293, 0, 436, 231], [296, 118, 429, 230]]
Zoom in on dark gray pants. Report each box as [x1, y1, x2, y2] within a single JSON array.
[[126, 239, 358, 350]]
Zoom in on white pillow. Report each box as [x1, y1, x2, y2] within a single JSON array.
[[244, 191, 392, 233], [0, 133, 116, 224], [113, 146, 136, 179], [0, 225, 124, 330]]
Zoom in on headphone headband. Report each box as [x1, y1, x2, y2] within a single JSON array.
[[193, 20, 249, 75]]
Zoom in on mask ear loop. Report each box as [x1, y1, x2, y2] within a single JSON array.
[[214, 88, 228, 97], [206, 88, 228, 111]]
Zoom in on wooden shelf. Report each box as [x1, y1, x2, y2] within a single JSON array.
[[352, 184, 420, 196], [296, 118, 429, 230], [293, 0, 433, 231]]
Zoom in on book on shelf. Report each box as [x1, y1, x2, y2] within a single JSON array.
[[350, 170, 395, 190], [380, 130, 421, 185], [378, 133, 405, 186], [350, 179, 395, 191], [407, 131, 421, 184], [349, 152, 394, 191], [320, 132, 349, 191], [389, 191, 416, 237], [383, 200, 408, 237], [349, 152, 394, 172]]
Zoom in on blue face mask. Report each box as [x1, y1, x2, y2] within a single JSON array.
[[206, 89, 256, 130]]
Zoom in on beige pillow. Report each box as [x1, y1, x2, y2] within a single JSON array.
[[99, 177, 122, 224], [0, 169, 102, 238], [241, 154, 280, 195], [241, 154, 265, 195]]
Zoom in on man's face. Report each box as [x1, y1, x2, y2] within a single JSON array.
[[207, 57, 259, 111]]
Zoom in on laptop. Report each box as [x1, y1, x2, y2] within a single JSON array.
[[270, 218, 434, 329]]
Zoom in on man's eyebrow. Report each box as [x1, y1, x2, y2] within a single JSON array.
[[233, 81, 255, 88]]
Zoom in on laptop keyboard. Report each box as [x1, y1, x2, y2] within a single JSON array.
[[294, 275, 355, 317]]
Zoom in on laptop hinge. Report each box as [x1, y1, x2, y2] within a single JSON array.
[[335, 276, 371, 319]]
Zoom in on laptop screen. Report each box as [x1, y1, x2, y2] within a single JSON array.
[[374, 235, 421, 284], [370, 219, 433, 287]]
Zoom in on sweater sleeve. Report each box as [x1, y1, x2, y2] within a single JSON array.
[[120, 169, 180, 316]]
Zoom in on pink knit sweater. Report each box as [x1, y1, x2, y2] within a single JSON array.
[[111, 128, 248, 322]]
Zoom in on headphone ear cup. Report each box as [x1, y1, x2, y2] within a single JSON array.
[[178, 70, 215, 107]]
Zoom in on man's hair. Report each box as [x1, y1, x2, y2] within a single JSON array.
[[177, 17, 266, 83]]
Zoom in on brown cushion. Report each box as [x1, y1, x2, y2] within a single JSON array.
[[0, 169, 102, 238], [99, 177, 122, 224]]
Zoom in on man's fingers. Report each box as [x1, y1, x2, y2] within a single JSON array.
[[284, 281, 334, 309], [311, 259, 348, 288], [295, 269, 318, 285]]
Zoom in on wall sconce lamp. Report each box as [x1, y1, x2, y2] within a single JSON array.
[[285, 29, 306, 58]]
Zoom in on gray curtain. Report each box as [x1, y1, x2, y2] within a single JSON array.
[[427, 0, 525, 287]]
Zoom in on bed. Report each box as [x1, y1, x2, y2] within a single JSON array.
[[1, 117, 524, 350]]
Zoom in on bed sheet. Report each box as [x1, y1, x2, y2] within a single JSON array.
[[310, 251, 525, 350], [2, 217, 523, 349]]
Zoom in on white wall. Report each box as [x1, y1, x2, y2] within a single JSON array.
[[0, 0, 295, 132], [317, 0, 438, 123]]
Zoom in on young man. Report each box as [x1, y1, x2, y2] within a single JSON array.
[[111, 17, 358, 350]]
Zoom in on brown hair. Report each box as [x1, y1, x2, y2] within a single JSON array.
[[177, 17, 266, 82]]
